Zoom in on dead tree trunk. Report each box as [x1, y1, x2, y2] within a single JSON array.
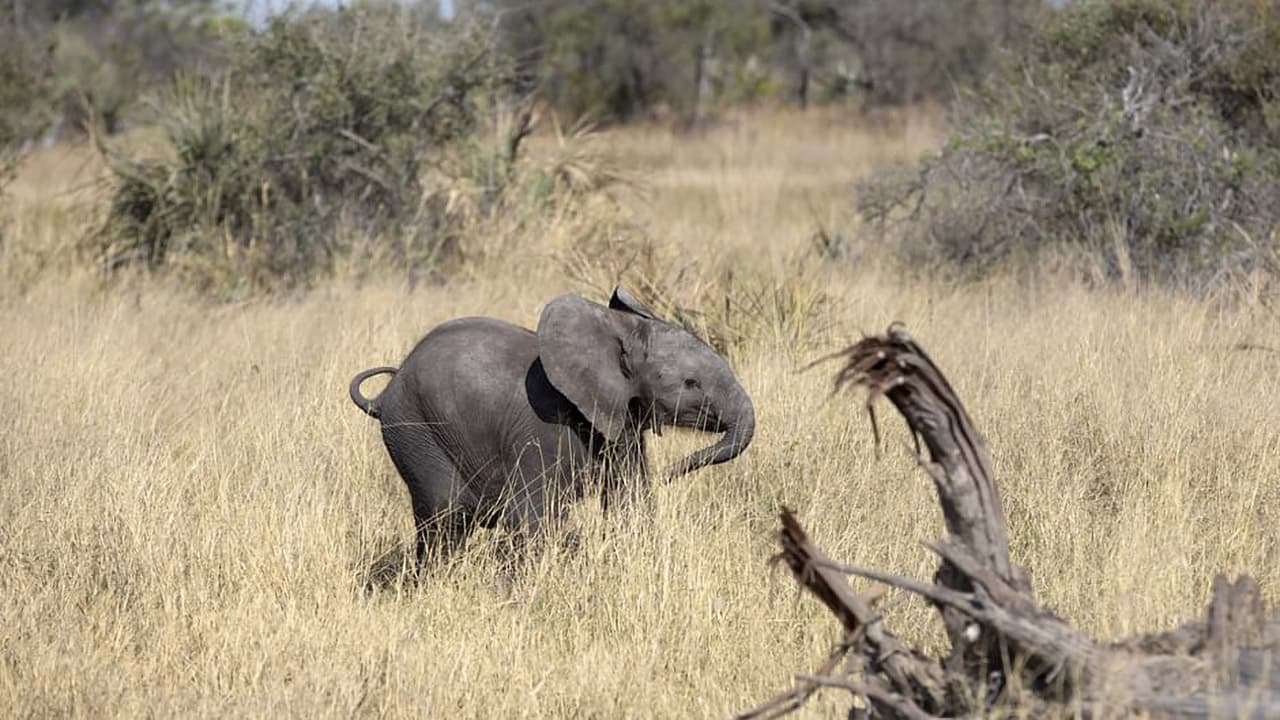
[[742, 326, 1280, 719]]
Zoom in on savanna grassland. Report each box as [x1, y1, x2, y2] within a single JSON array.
[[2, 110, 1278, 718]]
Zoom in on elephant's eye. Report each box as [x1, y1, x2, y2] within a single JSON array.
[[683, 378, 700, 390]]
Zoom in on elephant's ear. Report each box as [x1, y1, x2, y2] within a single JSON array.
[[537, 295, 636, 441], [609, 285, 658, 320]]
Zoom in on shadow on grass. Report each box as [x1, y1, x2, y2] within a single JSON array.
[[360, 539, 421, 593], [358, 531, 504, 594], [358, 523, 601, 598]]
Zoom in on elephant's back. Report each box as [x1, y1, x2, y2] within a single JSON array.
[[394, 316, 538, 419], [412, 315, 536, 369]]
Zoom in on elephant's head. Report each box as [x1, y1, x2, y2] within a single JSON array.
[[537, 286, 755, 478]]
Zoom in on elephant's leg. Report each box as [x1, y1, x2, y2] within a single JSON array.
[[600, 437, 652, 518], [500, 473, 552, 545], [414, 508, 472, 566], [383, 424, 472, 566], [408, 456, 473, 566], [498, 449, 578, 565], [600, 472, 652, 516]]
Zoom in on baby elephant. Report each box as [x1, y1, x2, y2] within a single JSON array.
[[350, 286, 755, 563]]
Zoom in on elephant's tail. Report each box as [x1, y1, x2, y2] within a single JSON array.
[[349, 366, 397, 419]]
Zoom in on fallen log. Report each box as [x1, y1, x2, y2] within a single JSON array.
[[743, 327, 1280, 719]]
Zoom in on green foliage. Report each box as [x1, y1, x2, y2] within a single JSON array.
[[494, 0, 777, 122], [859, 0, 1280, 291], [479, 0, 1044, 123], [48, 26, 136, 133], [93, 4, 511, 294], [1, 0, 237, 148], [0, 27, 51, 187], [836, 0, 1043, 106]]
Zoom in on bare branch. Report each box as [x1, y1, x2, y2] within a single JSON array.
[[747, 325, 1280, 718]]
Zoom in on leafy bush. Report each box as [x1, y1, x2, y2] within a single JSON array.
[[832, 0, 1042, 106], [858, 0, 1280, 291], [0, 15, 55, 188], [487, 0, 1039, 123], [93, 4, 512, 293], [2, 1, 236, 149], [495, 0, 777, 123]]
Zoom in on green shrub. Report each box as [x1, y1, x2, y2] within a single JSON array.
[[858, 0, 1280, 291], [834, 0, 1043, 106], [1, 1, 235, 149], [93, 4, 512, 294], [495, 0, 777, 123], [487, 0, 1040, 122], [0, 18, 55, 188]]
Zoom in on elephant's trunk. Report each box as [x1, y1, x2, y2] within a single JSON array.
[[668, 386, 755, 479]]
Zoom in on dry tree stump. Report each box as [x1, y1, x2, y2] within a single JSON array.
[[741, 327, 1280, 719]]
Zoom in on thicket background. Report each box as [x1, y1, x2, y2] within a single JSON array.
[[5, 0, 1276, 293]]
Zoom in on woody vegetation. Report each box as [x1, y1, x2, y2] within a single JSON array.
[[745, 328, 1280, 718]]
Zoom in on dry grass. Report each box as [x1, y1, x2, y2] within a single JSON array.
[[1, 109, 1277, 718]]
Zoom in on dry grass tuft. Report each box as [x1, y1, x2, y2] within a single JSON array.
[[1, 109, 1277, 718]]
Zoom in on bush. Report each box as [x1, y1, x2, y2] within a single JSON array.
[[1, 1, 236, 149], [495, 0, 778, 123], [0, 15, 56, 187], [92, 4, 512, 294], [832, 0, 1042, 106], [858, 0, 1280, 291], [488, 0, 1041, 123]]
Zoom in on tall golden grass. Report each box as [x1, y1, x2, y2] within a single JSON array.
[[2, 109, 1277, 718]]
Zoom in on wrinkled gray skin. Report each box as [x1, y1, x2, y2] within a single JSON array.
[[349, 286, 755, 563]]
